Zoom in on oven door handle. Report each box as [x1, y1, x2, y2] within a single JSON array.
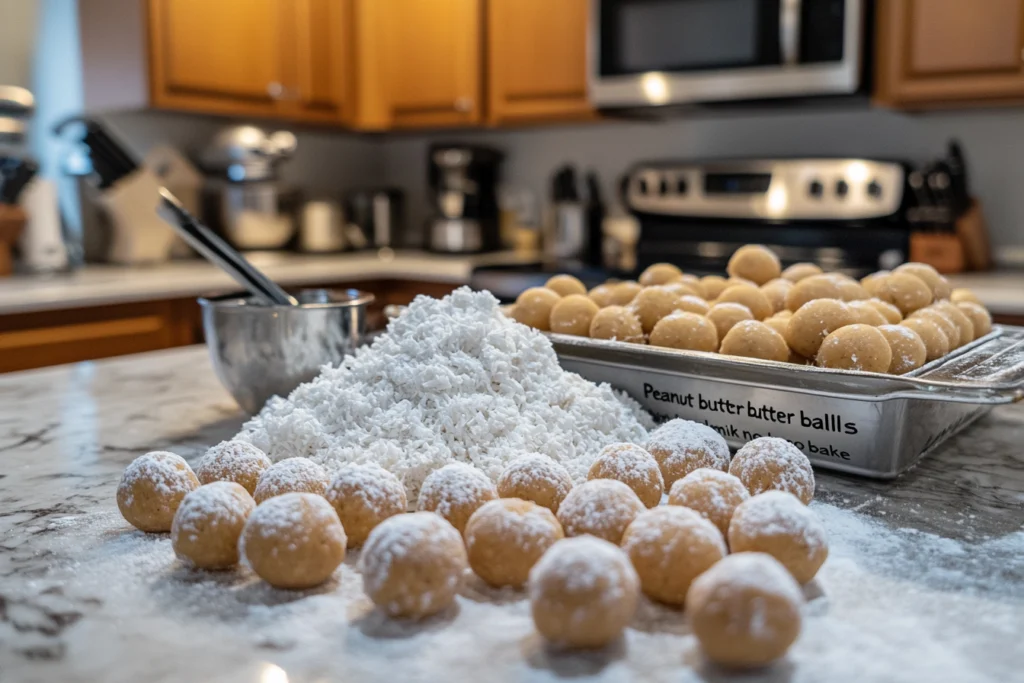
[[780, 0, 802, 66]]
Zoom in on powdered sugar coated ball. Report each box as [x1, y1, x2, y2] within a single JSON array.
[[529, 536, 639, 648], [587, 443, 664, 508], [417, 462, 498, 534], [556, 478, 645, 544], [196, 440, 272, 495], [241, 492, 346, 589], [729, 491, 828, 584], [646, 419, 731, 488], [497, 454, 574, 514], [686, 552, 803, 669], [253, 457, 329, 504], [325, 463, 408, 548], [117, 451, 200, 532], [729, 437, 815, 504], [360, 511, 468, 618], [171, 481, 255, 569], [668, 468, 750, 537], [464, 498, 564, 588]]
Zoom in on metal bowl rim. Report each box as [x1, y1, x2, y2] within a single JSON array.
[[198, 288, 375, 312]]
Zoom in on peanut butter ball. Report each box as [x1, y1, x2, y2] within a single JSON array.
[[545, 273, 587, 297], [784, 298, 855, 359], [590, 305, 645, 343], [630, 285, 686, 334], [956, 301, 993, 340], [729, 437, 815, 504], [588, 443, 664, 509], [816, 324, 893, 373], [678, 273, 703, 290], [549, 294, 600, 336], [512, 287, 562, 330], [727, 245, 782, 285], [639, 262, 683, 287], [325, 463, 407, 548], [763, 315, 790, 338], [699, 275, 731, 300], [668, 468, 750, 538], [846, 300, 888, 326], [497, 454, 574, 514], [253, 457, 329, 505], [781, 262, 823, 282], [900, 317, 950, 361], [719, 320, 790, 363], [860, 270, 891, 297], [728, 491, 828, 585], [675, 294, 711, 315], [588, 283, 617, 308], [761, 278, 793, 314], [196, 440, 271, 495], [649, 312, 719, 352], [118, 452, 200, 533], [608, 280, 643, 306], [951, 288, 982, 305], [465, 498, 564, 588], [557, 479, 645, 544], [647, 419, 731, 488], [865, 298, 903, 324], [662, 281, 703, 299], [932, 301, 975, 347], [417, 462, 498, 534], [717, 284, 773, 320], [876, 272, 933, 315], [784, 273, 846, 311], [910, 308, 961, 348], [172, 482, 255, 569], [835, 276, 871, 302], [894, 262, 951, 300], [707, 302, 755, 344], [877, 324, 928, 375]]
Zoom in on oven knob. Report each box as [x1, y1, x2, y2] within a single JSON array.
[[835, 179, 849, 198], [676, 177, 688, 194], [659, 178, 670, 196], [867, 180, 883, 199], [808, 180, 824, 198], [638, 178, 649, 195]]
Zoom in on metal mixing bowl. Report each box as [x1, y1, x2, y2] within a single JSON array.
[[199, 288, 374, 414]]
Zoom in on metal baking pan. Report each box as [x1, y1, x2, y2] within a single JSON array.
[[550, 326, 1024, 479]]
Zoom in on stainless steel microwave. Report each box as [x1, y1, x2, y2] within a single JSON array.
[[589, 0, 865, 109]]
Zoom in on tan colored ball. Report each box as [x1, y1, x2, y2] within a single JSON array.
[[621, 506, 727, 606], [910, 308, 961, 348], [950, 288, 982, 305], [761, 278, 793, 313], [729, 437, 815, 504], [877, 324, 928, 375], [678, 273, 703, 290], [241, 492, 346, 589], [875, 272, 933, 315], [727, 245, 782, 285], [900, 317, 950, 361], [417, 462, 498, 534], [630, 285, 686, 334], [707, 302, 755, 344], [589, 305, 645, 343], [719, 320, 790, 363], [588, 283, 618, 308], [649, 312, 719, 352], [729, 491, 828, 584], [668, 468, 750, 538], [860, 270, 891, 297], [171, 481, 255, 569], [253, 457, 329, 505], [195, 440, 272, 495], [865, 298, 903, 324], [894, 262, 952, 300], [784, 298, 856, 359], [528, 536, 639, 649], [557, 478, 645, 544], [662, 281, 703, 299], [816, 324, 893, 373], [497, 454, 574, 514], [464, 498, 564, 588], [717, 284, 773, 320], [845, 299, 887, 326], [835, 277, 871, 302], [360, 511, 468, 618], [117, 451, 200, 533], [588, 443, 664, 509], [325, 463, 408, 548], [784, 274, 846, 311], [699, 275, 732, 300], [549, 294, 600, 336], [956, 301, 992, 340], [512, 287, 562, 330], [639, 262, 683, 287], [932, 301, 975, 347], [608, 280, 644, 305], [763, 315, 790, 338], [545, 273, 587, 297], [781, 262, 823, 282], [646, 419, 731, 488], [675, 293, 711, 315]]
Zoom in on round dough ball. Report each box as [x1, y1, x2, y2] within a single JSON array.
[[545, 274, 587, 297], [417, 462, 498, 534], [687, 552, 803, 669], [845, 300, 887, 326], [589, 305, 645, 343], [662, 281, 702, 299], [360, 511, 468, 618], [950, 288, 982, 305], [717, 284, 773, 320], [900, 317, 950, 362], [875, 272, 933, 315], [668, 468, 750, 538], [465, 498, 564, 588], [588, 283, 617, 308], [865, 298, 903, 324], [729, 437, 815, 504], [781, 262, 823, 283], [196, 440, 271, 495], [325, 463, 408, 548], [678, 273, 702, 289], [719, 320, 790, 363], [877, 324, 928, 375], [649, 312, 719, 352], [910, 308, 961, 348], [588, 443, 664, 509], [629, 285, 686, 334], [707, 302, 755, 343], [932, 301, 975, 347], [529, 536, 639, 649], [894, 262, 951, 300], [646, 419, 731, 488], [609, 281, 644, 305], [512, 287, 562, 331], [639, 262, 683, 287], [785, 274, 845, 311], [835, 277, 871, 302], [784, 298, 855, 359], [675, 293, 711, 315], [860, 270, 891, 297], [253, 457, 329, 505], [763, 315, 790, 338], [621, 506, 726, 606], [117, 451, 200, 533], [171, 481, 255, 569], [497, 454, 574, 514], [727, 245, 782, 285], [699, 275, 731, 301], [549, 294, 600, 336], [729, 491, 828, 584], [816, 324, 893, 373], [956, 301, 993, 340], [557, 479, 645, 544], [761, 279, 793, 314], [241, 492, 346, 589]]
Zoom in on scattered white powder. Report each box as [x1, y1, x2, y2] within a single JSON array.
[[730, 436, 815, 501], [731, 490, 827, 552], [235, 287, 653, 498], [528, 535, 638, 607], [253, 457, 328, 504], [646, 419, 731, 471], [118, 451, 197, 505]]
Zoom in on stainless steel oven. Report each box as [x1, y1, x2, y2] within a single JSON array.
[[590, 0, 866, 109]]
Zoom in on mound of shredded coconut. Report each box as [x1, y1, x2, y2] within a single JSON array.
[[236, 287, 653, 498]]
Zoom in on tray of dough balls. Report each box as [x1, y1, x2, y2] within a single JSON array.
[[510, 246, 1024, 479]]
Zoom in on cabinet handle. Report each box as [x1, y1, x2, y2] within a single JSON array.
[[454, 97, 473, 113], [267, 82, 285, 99]]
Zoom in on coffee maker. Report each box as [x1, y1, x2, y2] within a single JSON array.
[[427, 144, 503, 253]]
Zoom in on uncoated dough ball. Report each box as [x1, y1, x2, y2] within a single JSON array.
[[932, 301, 975, 347], [781, 262, 823, 282], [663, 282, 703, 300], [719, 320, 790, 363], [877, 324, 928, 375], [894, 262, 951, 300], [675, 294, 711, 315], [512, 287, 562, 331], [717, 284, 773, 320], [646, 419, 731, 488], [699, 275, 731, 300], [761, 278, 793, 314], [900, 317, 950, 361], [589, 305, 645, 343], [588, 283, 617, 308], [196, 440, 272, 495], [639, 262, 683, 286], [253, 457, 329, 505], [834, 276, 871, 302], [528, 536, 640, 649], [117, 451, 200, 533], [729, 437, 815, 504], [557, 479, 645, 544], [910, 308, 961, 348], [608, 281, 644, 305], [686, 552, 803, 669], [668, 468, 750, 538], [171, 481, 255, 569], [360, 512, 468, 618], [549, 294, 600, 336], [784, 298, 855, 359], [729, 491, 828, 584], [497, 454, 574, 514], [860, 270, 891, 297], [875, 272, 933, 315], [784, 274, 846, 311], [588, 443, 664, 508], [417, 462, 498, 534], [545, 274, 587, 297], [241, 492, 346, 589], [621, 506, 726, 606], [707, 302, 755, 343], [950, 288, 982, 305], [629, 285, 686, 334], [464, 498, 564, 588], [727, 245, 782, 285], [816, 324, 893, 373], [956, 301, 992, 340], [325, 463, 408, 548], [649, 312, 719, 352], [846, 300, 888, 326], [865, 298, 903, 324]]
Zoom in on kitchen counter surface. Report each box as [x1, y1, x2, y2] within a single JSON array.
[[1, 347, 1023, 683]]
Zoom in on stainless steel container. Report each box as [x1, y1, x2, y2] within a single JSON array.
[[200, 289, 374, 414]]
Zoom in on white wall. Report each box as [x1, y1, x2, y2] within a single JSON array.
[[0, 0, 38, 88]]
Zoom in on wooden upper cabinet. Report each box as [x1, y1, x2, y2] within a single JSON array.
[[486, 0, 593, 125], [875, 0, 1024, 107], [285, 0, 352, 122]]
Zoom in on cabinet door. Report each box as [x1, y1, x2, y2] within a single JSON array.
[[486, 0, 593, 125], [285, 0, 352, 123], [876, 0, 1024, 107], [354, 0, 482, 129]]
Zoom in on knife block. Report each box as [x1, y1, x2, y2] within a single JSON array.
[[0, 204, 27, 276]]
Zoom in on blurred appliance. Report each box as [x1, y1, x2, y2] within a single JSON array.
[[625, 158, 910, 276], [343, 188, 403, 250], [428, 144, 503, 253], [543, 165, 586, 268], [590, 0, 865, 110], [200, 125, 299, 250], [299, 199, 346, 253]]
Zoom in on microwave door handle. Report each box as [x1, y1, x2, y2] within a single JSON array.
[[780, 0, 802, 66]]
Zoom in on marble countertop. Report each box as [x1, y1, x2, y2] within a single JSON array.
[[1, 347, 1023, 682]]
